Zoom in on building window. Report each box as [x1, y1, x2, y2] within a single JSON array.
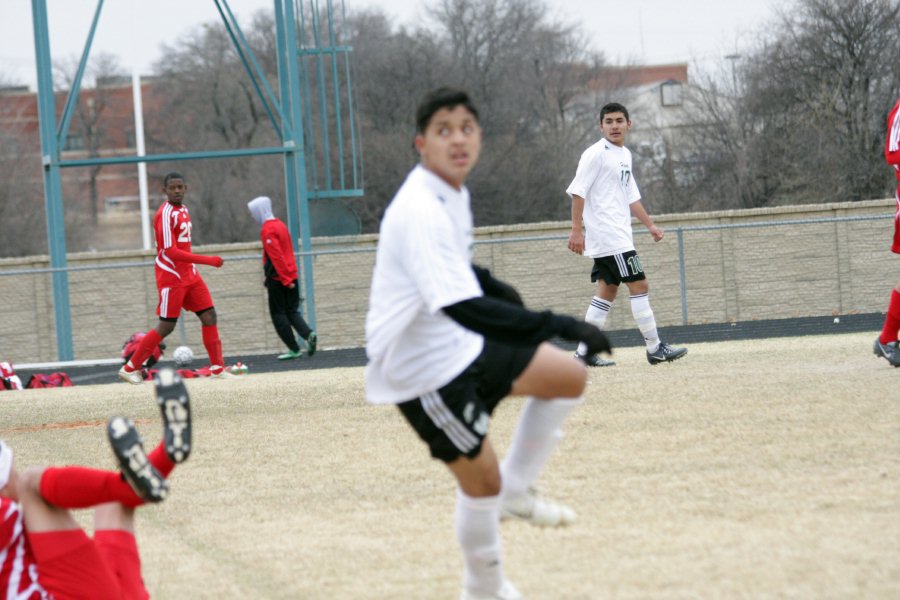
[[64, 134, 84, 151], [660, 82, 683, 107]]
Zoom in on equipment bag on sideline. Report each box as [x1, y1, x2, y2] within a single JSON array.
[[25, 373, 74, 389]]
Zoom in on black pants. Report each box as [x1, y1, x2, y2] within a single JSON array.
[[267, 279, 312, 352]]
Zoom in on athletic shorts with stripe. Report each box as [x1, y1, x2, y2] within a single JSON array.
[[157, 278, 214, 320], [398, 339, 538, 463], [591, 250, 646, 285]]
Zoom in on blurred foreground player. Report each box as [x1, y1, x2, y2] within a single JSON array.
[[0, 369, 192, 599], [365, 87, 612, 600], [119, 172, 232, 383], [874, 96, 900, 367]]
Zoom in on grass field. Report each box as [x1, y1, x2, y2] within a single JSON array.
[[2, 332, 898, 599]]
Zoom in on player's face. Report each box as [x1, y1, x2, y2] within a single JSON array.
[[163, 178, 187, 205], [415, 105, 482, 189], [600, 112, 631, 147]]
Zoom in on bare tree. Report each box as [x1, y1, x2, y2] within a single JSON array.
[[0, 81, 47, 257], [149, 13, 284, 243], [54, 53, 128, 226], [667, 0, 900, 212]]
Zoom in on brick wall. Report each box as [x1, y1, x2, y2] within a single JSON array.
[[0, 199, 895, 363]]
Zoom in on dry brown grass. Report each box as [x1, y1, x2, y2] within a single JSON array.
[[2, 332, 898, 599]]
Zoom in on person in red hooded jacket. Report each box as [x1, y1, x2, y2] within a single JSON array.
[[873, 97, 900, 367], [248, 196, 317, 360]]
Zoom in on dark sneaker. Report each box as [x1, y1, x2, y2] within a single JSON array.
[[306, 331, 317, 357], [647, 342, 688, 365], [107, 416, 168, 502], [873, 337, 900, 367], [574, 352, 615, 367], [153, 368, 192, 463]]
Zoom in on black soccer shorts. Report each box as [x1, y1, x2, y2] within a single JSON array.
[[397, 339, 537, 463], [590, 250, 647, 285]]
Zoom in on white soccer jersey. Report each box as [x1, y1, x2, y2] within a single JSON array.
[[365, 165, 484, 405], [566, 138, 642, 257]]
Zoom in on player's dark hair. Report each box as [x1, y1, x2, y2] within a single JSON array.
[[600, 102, 629, 122], [415, 87, 479, 134], [163, 172, 185, 186]]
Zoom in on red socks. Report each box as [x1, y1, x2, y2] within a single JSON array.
[[124, 329, 163, 373], [39, 443, 175, 509], [202, 324, 224, 370], [880, 289, 900, 344]]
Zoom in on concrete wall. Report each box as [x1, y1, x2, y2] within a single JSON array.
[[0, 199, 895, 364]]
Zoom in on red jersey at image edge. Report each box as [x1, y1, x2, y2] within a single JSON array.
[[154, 201, 200, 288], [0, 497, 47, 599], [887, 97, 900, 254]]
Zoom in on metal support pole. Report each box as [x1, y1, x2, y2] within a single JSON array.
[[32, 0, 74, 360], [676, 227, 688, 325], [276, 0, 317, 329]]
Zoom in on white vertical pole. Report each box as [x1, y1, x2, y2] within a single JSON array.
[[130, 0, 151, 250], [132, 69, 150, 250]]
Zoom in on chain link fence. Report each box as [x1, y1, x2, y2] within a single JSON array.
[[0, 200, 895, 364]]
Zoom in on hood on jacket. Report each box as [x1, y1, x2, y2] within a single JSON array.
[[247, 196, 275, 225]]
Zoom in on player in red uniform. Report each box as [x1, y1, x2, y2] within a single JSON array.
[[0, 369, 191, 600], [873, 97, 900, 367], [118, 172, 231, 383]]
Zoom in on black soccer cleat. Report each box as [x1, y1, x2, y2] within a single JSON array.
[[647, 342, 688, 365], [873, 337, 900, 367], [153, 368, 192, 463], [574, 352, 616, 367], [107, 416, 168, 503], [306, 331, 317, 357]]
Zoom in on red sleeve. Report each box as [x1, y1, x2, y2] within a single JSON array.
[[262, 221, 297, 286], [165, 246, 223, 267], [887, 99, 900, 166]]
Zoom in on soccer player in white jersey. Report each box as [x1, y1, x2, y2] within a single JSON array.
[[566, 102, 687, 366], [366, 87, 612, 600], [873, 95, 900, 367]]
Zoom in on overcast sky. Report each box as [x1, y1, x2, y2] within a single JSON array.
[[0, 0, 778, 90]]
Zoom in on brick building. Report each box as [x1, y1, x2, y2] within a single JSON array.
[[0, 78, 165, 250]]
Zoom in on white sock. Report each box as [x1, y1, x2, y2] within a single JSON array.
[[576, 296, 611, 355], [501, 396, 583, 500], [630, 293, 660, 352], [456, 489, 504, 596]]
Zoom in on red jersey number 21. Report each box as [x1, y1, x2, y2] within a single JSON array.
[[177, 221, 192, 243]]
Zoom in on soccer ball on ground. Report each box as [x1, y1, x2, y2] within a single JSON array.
[[172, 346, 194, 367]]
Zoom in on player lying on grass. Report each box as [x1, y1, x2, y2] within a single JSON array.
[[0, 368, 192, 600]]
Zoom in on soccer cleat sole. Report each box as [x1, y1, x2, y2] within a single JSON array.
[[153, 368, 192, 463], [107, 416, 168, 502]]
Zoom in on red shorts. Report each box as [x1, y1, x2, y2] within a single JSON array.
[[157, 278, 214, 319], [28, 529, 148, 600]]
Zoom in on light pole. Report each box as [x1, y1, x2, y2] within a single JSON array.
[[725, 53, 741, 91]]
